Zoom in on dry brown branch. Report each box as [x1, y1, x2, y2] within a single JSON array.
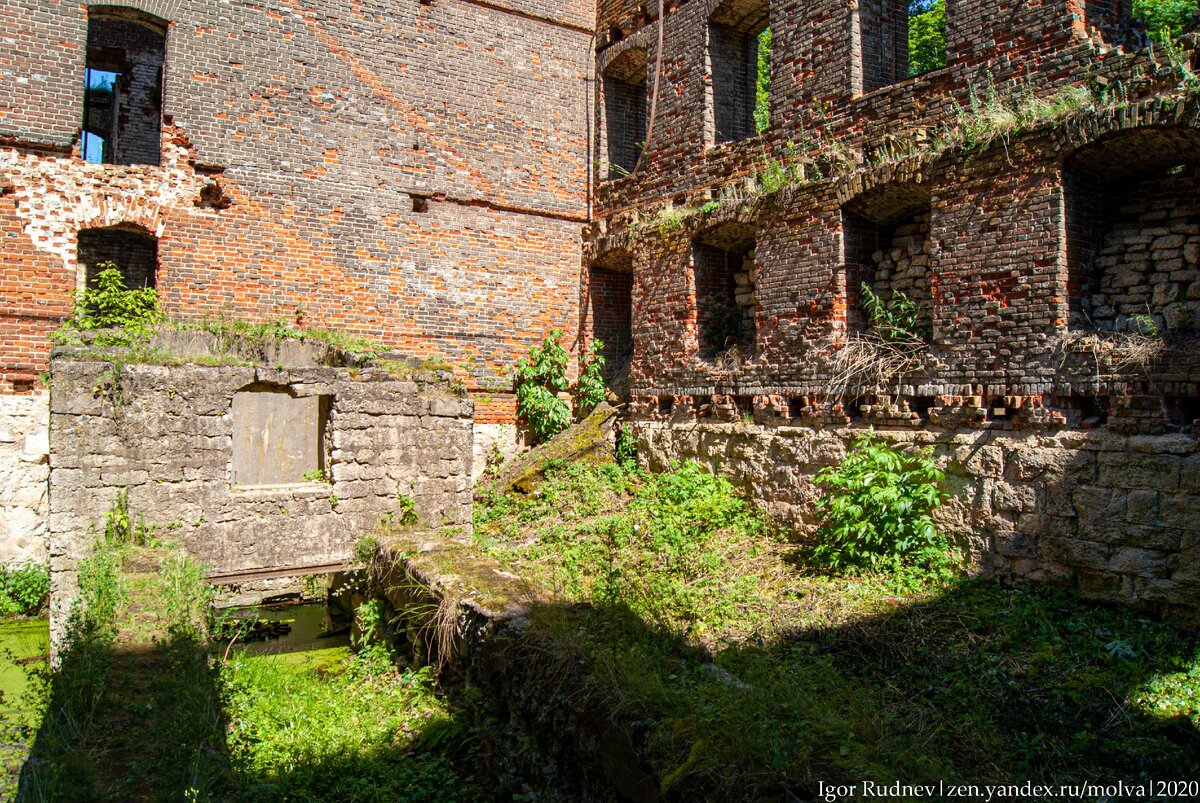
[[822, 332, 927, 399]]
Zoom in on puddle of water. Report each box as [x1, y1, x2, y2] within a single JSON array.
[[225, 603, 351, 656]]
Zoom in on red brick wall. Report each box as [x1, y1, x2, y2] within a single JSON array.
[[1, 0, 595, 407]]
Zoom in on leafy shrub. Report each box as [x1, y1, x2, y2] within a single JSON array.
[[515, 329, 571, 443], [60, 264, 163, 345], [574, 338, 607, 418], [861, 282, 929, 343], [0, 561, 50, 616], [813, 431, 948, 571]]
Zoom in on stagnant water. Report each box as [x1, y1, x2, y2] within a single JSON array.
[[224, 602, 351, 655]]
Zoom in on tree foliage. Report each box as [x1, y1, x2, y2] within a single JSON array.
[[67, 263, 163, 344], [908, 0, 947, 76], [1133, 0, 1197, 43], [754, 27, 772, 134]]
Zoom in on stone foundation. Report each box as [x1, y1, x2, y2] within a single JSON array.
[[48, 355, 473, 646], [636, 419, 1200, 627]]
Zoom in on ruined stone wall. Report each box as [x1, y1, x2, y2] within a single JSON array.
[[586, 0, 1200, 619], [637, 420, 1200, 628], [48, 355, 473, 641], [0, 392, 49, 565]]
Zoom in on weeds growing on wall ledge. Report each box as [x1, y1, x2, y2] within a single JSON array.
[[53, 264, 163, 347]]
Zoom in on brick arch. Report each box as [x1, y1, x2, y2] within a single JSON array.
[[76, 196, 170, 239], [86, 0, 181, 25], [835, 160, 931, 210], [1055, 99, 1200, 168]]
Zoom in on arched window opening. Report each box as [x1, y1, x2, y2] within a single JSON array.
[[692, 222, 757, 357], [78, 225, 159, 289]]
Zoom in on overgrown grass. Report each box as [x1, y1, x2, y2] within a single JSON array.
[[222, 650, 481, 802], [474, 460, 1200, 799], [16, 525, 482, 802]]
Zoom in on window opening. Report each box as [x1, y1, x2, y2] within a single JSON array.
[[707, 0, 769, 144], [77, 225, 159, 289], [83, 8, 167, 166], [602, 48, 648, 178], [693, 223, 757, 357], [907, 0, 947, 77]]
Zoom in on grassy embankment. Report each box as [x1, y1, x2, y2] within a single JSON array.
[[474, 459, 1200, 800]]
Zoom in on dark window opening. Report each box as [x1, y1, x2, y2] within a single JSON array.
[[587, 252, 633, 382], [658, 395, 674, 416], [842, 184, 934, 340], [78, 225, 159, 289], [410, 194, 429, 213], [602, 48, 648, 178], [693, 222, 757, 357], [1065, 130, 1200, 334], [787, 396, 806, 419], [1165, 396, 1200, 432], [83, 8, 167, 166], [707, 0, 769, 144]]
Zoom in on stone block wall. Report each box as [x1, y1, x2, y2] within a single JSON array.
[[48, 355, 473, 642], [0, 392, 49, 565], [637, 420, 1200, 627]]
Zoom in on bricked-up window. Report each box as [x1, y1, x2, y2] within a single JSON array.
[[693, 223, 757, 357], [77, 225, 159, 289], [83, 8, 167, 166], [842, 184, 933, 338], [231, 387, 330, 487], [587, 251, 634, 379], [1065, 129, 1200, 334], [856, 0, 947, 92], [602, 48, 648, 178], [707, 0, 769, 144]]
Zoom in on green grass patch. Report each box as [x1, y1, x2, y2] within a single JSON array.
[[474, 460, 1200, 799], [222, 649, 481, 802]]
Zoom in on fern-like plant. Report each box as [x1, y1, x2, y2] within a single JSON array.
[[812, 430, 947, 571]]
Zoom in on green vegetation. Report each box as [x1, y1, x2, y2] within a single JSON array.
[[574, 339, 607, 418], [908, 0, 947, 76], [222, 650, 480, 802], [514, 330, 571, 443], [861, 282, 929, 343], [0, 619, 50, 800], [181, 317, 383, 360], [514, 330, 611, 444], [754, 28, 771, 134], [812, 431, 949, 572], [55, 265, 163, 347], [1134, 0, 1198, 43], [474, 459, 1200, 799], [0, 564, 49, 618], [13, 491, 481, 801]]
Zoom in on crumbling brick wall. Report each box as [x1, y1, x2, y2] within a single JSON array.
[[2, 0, 594, 400], [587, 0, 1200, 619]]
